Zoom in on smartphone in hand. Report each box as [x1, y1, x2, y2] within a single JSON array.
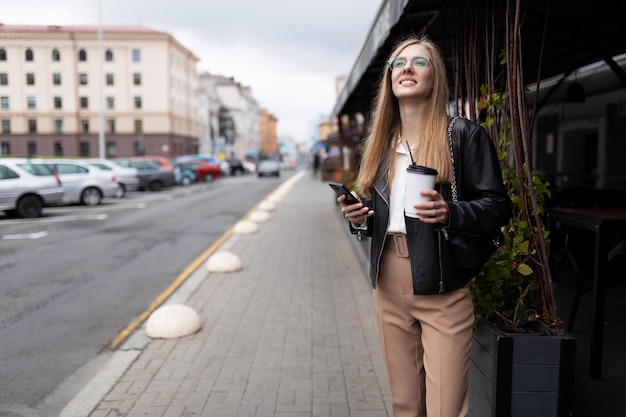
[[328, 182, 360, 205]]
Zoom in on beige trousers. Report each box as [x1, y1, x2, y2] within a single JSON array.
[[373, 236, 474, 417]]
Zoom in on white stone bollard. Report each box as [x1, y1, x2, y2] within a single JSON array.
[[259, 200, 277, 211], [206, 251, 243, 272], [233, 220, 259, 235], [145, 304, 202, 339], [268, 193, 283, 204], [249, 210, 271, 223]]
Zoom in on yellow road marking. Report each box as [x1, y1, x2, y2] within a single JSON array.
[[106, 230, 232, 351], [106, 197, 269, 351]]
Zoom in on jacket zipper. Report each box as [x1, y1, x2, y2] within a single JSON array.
[[373, 184, 390, 284], [437, 231, 445, 293]]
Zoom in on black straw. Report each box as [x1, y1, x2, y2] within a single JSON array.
[[406, 140, 415, 166]]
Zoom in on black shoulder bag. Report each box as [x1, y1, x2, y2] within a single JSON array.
[[442, 116, 504, 271]]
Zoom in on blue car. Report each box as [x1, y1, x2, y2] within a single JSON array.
[[174, 163, 197, 186]]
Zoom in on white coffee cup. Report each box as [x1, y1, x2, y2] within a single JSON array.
[[404, 164, 438, 218]]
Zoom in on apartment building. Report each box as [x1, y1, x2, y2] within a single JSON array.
[[0, 24, 199, 158], [200, 73, 264, 160]]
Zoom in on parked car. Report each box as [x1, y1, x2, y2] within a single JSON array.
[[44, 159, 118, 206], [173, 162, 197, 186], [113, 159, 175, 191], [178, 155, 230, 176], [226, 158, 246, 175], [257, 160, 281, 178], [0, 157, 65, 218], [176, 158, 222, 182], [131, 155, 175, 171], [83, 159, 139, 198], [242, 159, 256, 174], [280, 159, 297, 171]]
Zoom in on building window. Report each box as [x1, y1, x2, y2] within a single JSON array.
[[134, 96, 142, 109], [106, 97, 114, 109], [134, 119, 143, 133], [28, 119, 37, 133], [53, 96, 62, 109], [0, 49, 6, 61], [79, 73, 88, 85], [27, 96, 36, 109], [53, 73, 61, 85], [78, 49, 87, 61], [133, 73, 141, 85], [1, 142, 11, 155], [105, 49, 113, 61], [25, 49, 34, 61], [106, 141, 117, 158], [132, 49, 141, 62], [55, 119, 63, 133], [79, 142, 90, 157], [134, 140, 145, 156], [52, 49, 60, 61], [81, 119, 89, 133], [1, 96, 9, 109], [0, 73, 7, 85], [27, 141, 36, 156], [107, 119, 115, 133], [80, 97, 88, 109], [106, 73, 114, 85], [26, 73, 35, 85], [54, 141, 64, 156], [1, 119, 10, 133]]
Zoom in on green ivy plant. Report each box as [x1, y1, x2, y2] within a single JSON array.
[[469, 84, 552, 332]]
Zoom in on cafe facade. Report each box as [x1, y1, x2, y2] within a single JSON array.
[[331, 0, 626, 194]]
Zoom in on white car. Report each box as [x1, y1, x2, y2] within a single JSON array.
[[44, 159, 119, 206], [0, 157, 65, 217], [242, 160, 256, 174], [84, 159, 140, 198]]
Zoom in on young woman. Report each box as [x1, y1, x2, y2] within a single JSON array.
[[338, 36, 511, 417]]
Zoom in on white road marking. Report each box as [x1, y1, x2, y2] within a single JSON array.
[[0, 213, 109, 226], [2, 231, 48, 240]]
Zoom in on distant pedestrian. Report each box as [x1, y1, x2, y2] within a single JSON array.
[[312, 150, 321, 178], [337, 35, 511, 417]]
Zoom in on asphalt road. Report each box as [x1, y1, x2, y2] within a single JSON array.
[[0, 172, 289, 417]]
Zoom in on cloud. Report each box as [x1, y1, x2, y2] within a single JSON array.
[[1, 0, 382, 143]]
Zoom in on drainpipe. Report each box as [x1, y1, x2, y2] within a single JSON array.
[[70, 31, 79, 157]]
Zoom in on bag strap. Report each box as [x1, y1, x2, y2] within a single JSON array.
[[447, 115, 460, 202]]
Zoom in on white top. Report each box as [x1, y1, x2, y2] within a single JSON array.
[[387, 141, 413, 234]]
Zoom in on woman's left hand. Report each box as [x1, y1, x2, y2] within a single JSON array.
[[413, 189, 449, 224]]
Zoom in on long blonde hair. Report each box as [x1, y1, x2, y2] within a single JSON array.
[[356, 35, 452, 199]]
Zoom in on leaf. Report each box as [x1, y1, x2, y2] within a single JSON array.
[[517, 263, 533, 276]]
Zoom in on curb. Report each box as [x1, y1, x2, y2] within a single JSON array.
[[59, 172, 306, 417]]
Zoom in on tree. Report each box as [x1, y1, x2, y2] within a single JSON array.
[[450, 0, 561, 334]]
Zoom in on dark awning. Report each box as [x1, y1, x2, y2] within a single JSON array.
[[333, 0, 626, 118]]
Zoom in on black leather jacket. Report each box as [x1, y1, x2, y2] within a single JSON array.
[[352, 117, 512, 295]]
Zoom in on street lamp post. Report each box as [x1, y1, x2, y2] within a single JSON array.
[[97, 0, 105, 158]]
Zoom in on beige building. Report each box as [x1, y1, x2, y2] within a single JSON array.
[[199, 73, 264, 160], [0, 24, 199, 158], [259, 108, 277, 155], [318, 116, 338, 142]]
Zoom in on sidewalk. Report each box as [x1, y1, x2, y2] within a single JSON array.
[[67, 171, 391, 417]]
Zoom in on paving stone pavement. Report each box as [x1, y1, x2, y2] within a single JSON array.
[[87, 172, 392, 417]]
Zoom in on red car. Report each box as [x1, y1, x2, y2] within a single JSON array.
[[181, 159, 222, 182]]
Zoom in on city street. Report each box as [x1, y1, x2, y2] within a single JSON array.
[[0, 173, 288, 417]]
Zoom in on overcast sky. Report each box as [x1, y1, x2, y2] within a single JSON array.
[[2, 0, 382, 145]]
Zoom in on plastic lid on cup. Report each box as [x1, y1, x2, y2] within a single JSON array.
[[407, 164, 438, 175]]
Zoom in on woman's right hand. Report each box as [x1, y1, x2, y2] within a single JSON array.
[[338, 193, 374, 226]]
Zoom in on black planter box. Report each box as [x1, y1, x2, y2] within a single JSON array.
[[469, 318, 576, 417]]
